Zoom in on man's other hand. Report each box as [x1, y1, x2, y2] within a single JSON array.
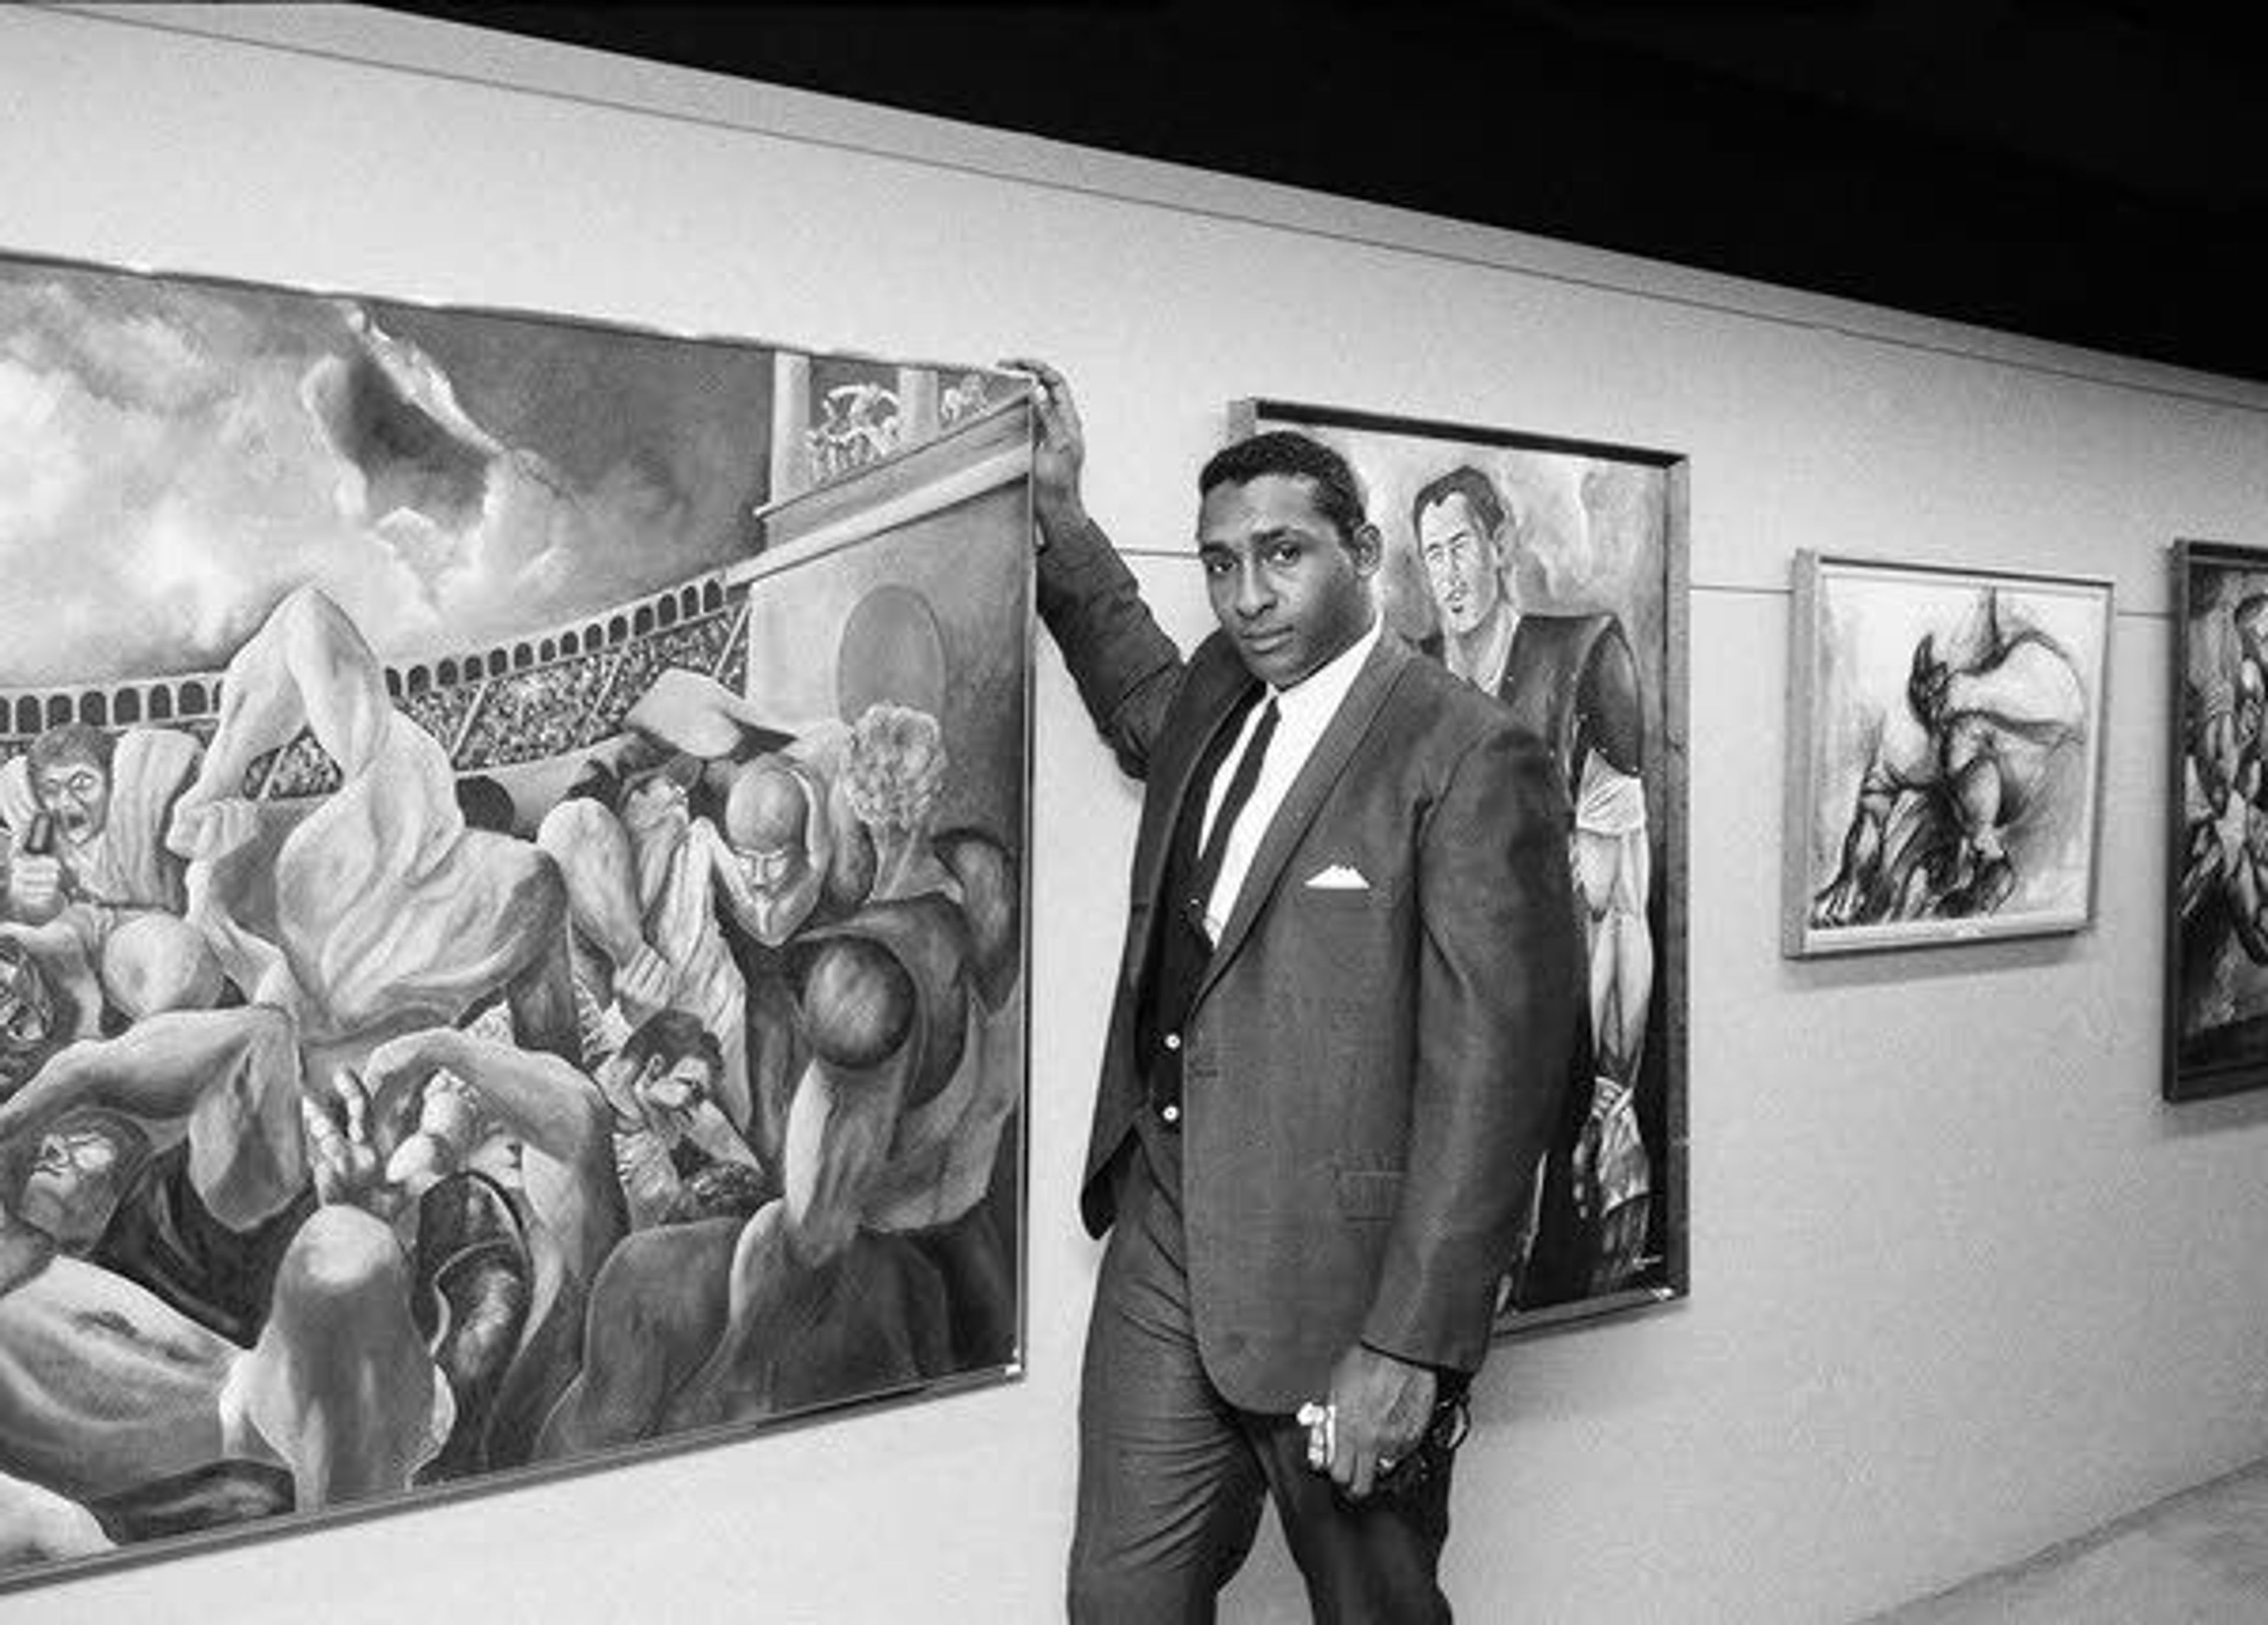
[[1324, 1343, 1438, 1501]]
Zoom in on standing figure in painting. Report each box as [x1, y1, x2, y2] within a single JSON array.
[[0, 722, 224, 1027], [1018, 361, 1581, 1624], [1411, 466, 1654, 1303], [1813, 588, 2088, 929], [161, 585, 578, 1075]]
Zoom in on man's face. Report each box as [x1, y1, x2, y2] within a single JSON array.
[[633, 1053, 716, 1140], [738, 841, 806, 899], [1198, 474, 1378, 690], [33, 755, 109, 849], [1416, 492, 1504, 638], [19, 1124, 125, 1249], [724, 762, 824, 944]]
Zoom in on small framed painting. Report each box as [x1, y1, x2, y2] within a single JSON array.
[[1784, 552, 2110, 957]]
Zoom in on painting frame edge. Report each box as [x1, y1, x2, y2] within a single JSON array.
[[2164, 535, 2268, 1102], [1230, 395, 1692, 1338], [1781, 549, 2115, 960]]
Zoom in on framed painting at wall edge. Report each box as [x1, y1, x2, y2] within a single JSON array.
[[0, 247, 1035, 1593], [1782, 550, 2111, 959], [2166, 537, 2268, 1101], [1229, 396, 1689, 1337]]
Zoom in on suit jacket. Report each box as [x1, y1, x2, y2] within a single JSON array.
[[1040, 517, 1583, 1410]]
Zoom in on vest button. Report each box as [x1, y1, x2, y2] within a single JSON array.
[[1161, 1103, 1181, 1125], [1164, 1033, 1182, 1052]]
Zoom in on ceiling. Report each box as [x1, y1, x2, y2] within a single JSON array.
[[381, 2, 2268, 384]]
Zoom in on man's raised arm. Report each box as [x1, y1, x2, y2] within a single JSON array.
[[1005, 358, 1184, 780]]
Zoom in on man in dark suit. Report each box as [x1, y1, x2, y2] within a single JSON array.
[[1015, 361, 1583, 1623]]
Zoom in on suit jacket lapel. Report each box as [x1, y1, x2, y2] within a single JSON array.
[[1195, 634, 1411, 1004]]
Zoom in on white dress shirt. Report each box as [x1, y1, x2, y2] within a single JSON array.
[[1195, 612, 1384, 941]]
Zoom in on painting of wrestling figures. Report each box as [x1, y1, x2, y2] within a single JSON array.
[[1784, 552, 2110, 957], [0, 252, 1031, 1588]]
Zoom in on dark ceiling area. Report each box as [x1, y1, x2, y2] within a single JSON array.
[[386, 2, 2268, 384]]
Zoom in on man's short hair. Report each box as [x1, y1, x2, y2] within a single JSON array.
[[617, 1007, 724, 1081], [25, 723, 114, 784], [1199, 431, 1369, 546], [1409, 465, 1508, 546]]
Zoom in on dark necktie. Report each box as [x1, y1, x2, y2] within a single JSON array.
[[1184, 696, 1279, 937]]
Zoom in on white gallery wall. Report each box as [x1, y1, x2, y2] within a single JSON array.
[[6, 5, 2268, 1620]]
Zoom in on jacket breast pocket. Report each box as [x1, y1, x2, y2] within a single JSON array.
[[1291, 877, 1396, 1004], [1294, 868, 1395, 911]]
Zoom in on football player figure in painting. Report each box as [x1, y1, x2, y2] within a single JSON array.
[[631, 667, 1019, 1360], [1412, 466, 1655, 1301], [1812, 588, 2088, 929], [161, 584, 579, 1077], [533, 697, 1020, 1453], [706, 721, 909, 1179], [537, 746, 754, 1134], [590, 1010, 768, 1232], [0, 722, 226, 1027]]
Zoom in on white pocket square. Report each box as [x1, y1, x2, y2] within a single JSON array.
[[1304, 863, 1370, 891]]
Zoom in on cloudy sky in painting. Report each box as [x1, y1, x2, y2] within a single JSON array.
[[0, 260, 778, 684]]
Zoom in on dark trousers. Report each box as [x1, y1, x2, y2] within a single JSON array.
[[1068, 1130, 1454, 1623]]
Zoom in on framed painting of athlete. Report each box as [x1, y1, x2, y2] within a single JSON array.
[[1783, 552, 2110, 958], [2168, 538, 2268, 1101], [1231, 398, 1689, 1336], [0, 250, 1032, 1591]]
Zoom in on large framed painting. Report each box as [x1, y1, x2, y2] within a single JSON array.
[[1231, 398, 1688, 1335], [0, 251, 1032, 1590], [1784, 552, 2110, 957], [2168, 538, 2268, 1100]]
